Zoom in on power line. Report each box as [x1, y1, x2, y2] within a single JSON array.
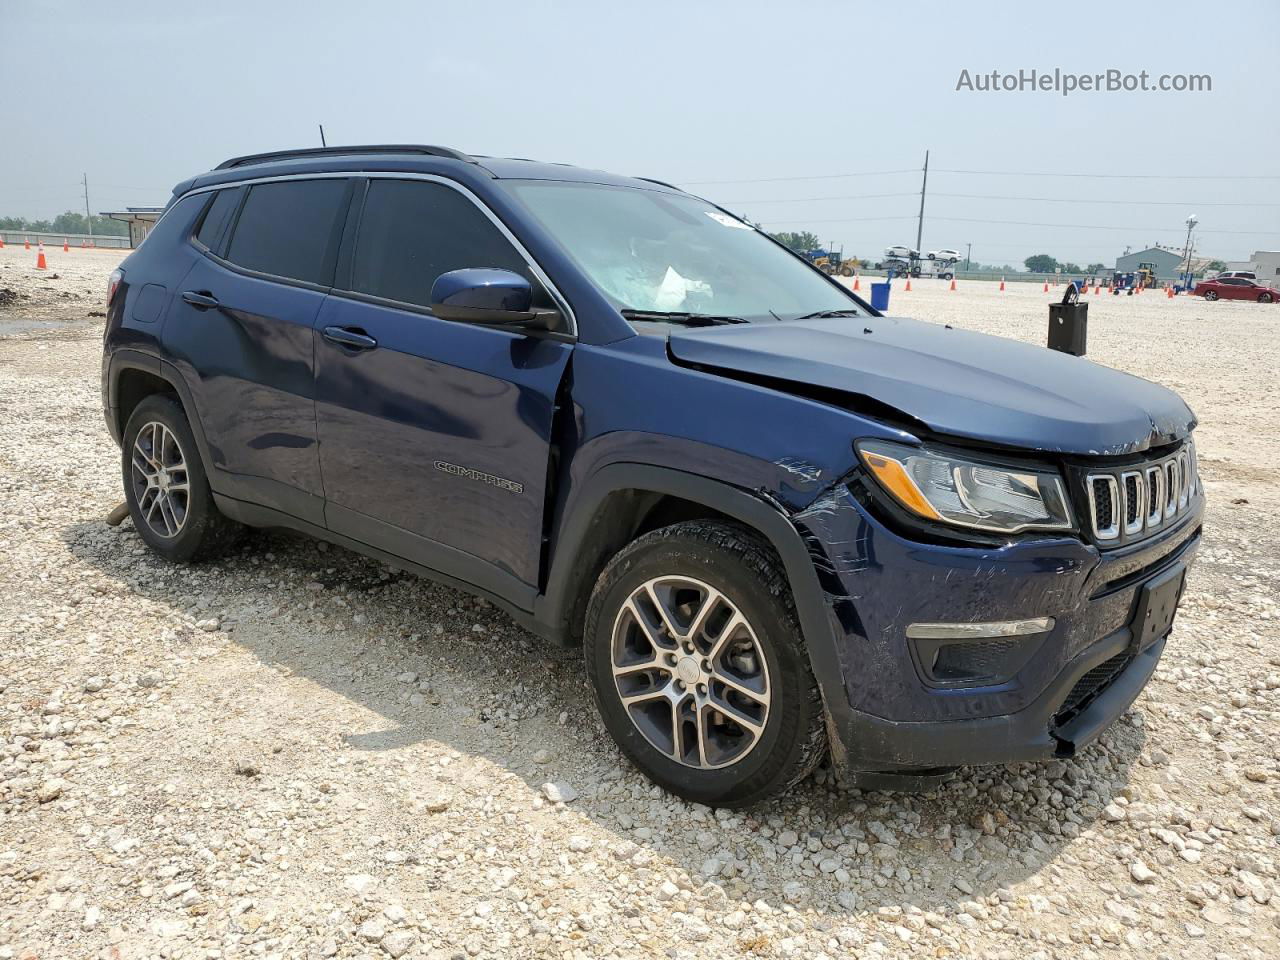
[[930, 216, 1277, 236], [935, 168, 1280, 180], [758, 215, 918, 225], [681, 167, 1280, 186], [720, 191, 919, 205], [679, 167, 919, 186], [761, 213, 1278, 235], [17, 181, 167, 192], [935, 192, 1280, 208], [723, 191, 1280, 208]]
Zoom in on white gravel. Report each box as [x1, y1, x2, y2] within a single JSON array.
[[1, 246, 1278, 959]]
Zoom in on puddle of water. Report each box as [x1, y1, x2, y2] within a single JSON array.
[[0, 317, 85, 336]]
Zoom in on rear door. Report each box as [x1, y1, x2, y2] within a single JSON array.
[[162, 177, 352, 525], [312, 177, 573, 596]]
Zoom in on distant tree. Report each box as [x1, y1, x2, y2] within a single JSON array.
[[1206, 259, 1226, 271], [1060, 262, 1083, 274], [1085, 262, 1106, 274], [0, 210, 126, 237], [1024, 254, 1059, 273], [771, 230, 822, 254]]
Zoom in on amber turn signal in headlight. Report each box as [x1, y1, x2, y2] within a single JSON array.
[[857, 440, 1075, 535]]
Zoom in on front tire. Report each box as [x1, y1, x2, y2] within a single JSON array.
[[122, 394, 241, 563], [584, 521, 826, 807], [1204, 290, 1219, 301]]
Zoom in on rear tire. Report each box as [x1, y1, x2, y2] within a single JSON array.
[[583, 521, 826, 807], [121, 394, 241, 563], [1259, 293, 1273, 303]]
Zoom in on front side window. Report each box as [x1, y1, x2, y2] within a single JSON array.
[[502, 179, 859, 323], [350, 179, 532, 310], [224, 179, 349, 285]]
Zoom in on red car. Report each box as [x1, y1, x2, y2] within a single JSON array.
[[1194, 276, 1279, 303]]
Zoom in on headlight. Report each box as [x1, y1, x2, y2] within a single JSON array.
[[856, 440, 1074, 535]]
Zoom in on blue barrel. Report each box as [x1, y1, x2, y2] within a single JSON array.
[[869, 282, 891, 312]]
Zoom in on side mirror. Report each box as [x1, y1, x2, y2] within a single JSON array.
[[430, 268, 556, 328]]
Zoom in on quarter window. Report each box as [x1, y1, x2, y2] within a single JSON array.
[[350, 179, 532, 310], [224, 179, 349, 285], [194, 188, 241, 252]]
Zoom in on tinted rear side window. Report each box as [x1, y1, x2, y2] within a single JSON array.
[[194, 188, 241, 252], [225, 179, 349, 285], [351, 179, 529, 309]]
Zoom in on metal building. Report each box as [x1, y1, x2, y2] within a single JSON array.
[[101, 206, 165, 248], [1224, 250, 1280, 284], [1114, 246, 1188, 282]]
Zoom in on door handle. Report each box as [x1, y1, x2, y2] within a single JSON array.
[[322, 326, 378, 350], [182, 290, 220, 310]]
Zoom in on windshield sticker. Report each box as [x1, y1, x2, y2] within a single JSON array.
[[705, 211, 751, 229]]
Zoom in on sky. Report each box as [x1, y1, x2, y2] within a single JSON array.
[[3, 0, 1278, 268]]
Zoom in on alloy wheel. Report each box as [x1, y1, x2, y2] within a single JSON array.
[[130, 421, 190, 538], [610, 576, 771, 769]]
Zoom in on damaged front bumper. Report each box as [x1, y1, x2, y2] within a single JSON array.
[[789, 483, 1202, 784]]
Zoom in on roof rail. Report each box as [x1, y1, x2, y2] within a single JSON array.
[[634, 176, 684, 192], [214, 144, 476, 171]]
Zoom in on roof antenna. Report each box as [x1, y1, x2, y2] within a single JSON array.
[[318, 124, 327, 147]]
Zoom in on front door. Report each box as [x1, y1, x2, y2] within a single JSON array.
[[313, 178, 572, 596]]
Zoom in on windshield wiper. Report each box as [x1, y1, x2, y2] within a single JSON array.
[[792, 308, 862, 320], [621, 309, 748, 326]]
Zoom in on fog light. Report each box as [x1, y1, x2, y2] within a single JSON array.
[[906, 618, 1054, 686]]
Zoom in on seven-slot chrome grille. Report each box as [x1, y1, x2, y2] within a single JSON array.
[[1084, 441, 1198, 545]]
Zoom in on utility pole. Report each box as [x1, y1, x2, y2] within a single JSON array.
[[319, 124, 327, 147], [965, 241, 972, 271], [915, 150, 929, 255], [82, 173, 94, 245], [1180, 214, 1198, 290]]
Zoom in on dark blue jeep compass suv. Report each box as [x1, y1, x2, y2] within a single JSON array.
[[102, 145, 1203, 806]]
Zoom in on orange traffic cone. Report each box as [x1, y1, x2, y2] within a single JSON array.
[[949, 278, 957, 291], [62, 238, 69, 252], [36, 246, 47, 270], [999, 277, 1006, 291], [1093, 285, 1100, 295], [24, 238, 31, 250], [904, 278, 912, 291], [0, 237, 5, 249], [853, 274, 860, 291], [1043, 281, 1049, 293], [1166, 286, 1174, 298], [81, 239, 87, 248]]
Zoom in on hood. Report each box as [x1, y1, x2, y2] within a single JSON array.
[[666, 316, 1195, 456]]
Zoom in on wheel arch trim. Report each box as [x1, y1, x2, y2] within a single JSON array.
[[108, 350, 217, 487], [535, 463, 845, 715]]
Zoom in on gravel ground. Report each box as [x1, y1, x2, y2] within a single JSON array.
[[1, 245, 1278, 960]]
